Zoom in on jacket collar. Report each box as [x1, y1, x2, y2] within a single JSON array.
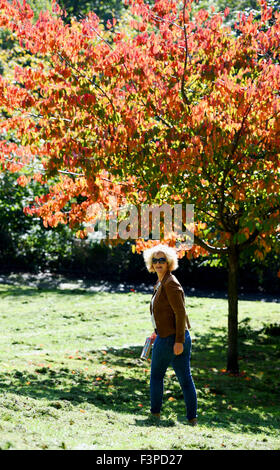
[[150, 270, 171, 315], [153, 270, 171, 289]]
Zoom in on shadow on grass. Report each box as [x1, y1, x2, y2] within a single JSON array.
[[0, 276, 153, 297], [0, 284, 101, 298], [1, 274, 279, 302], [0, 325, 279, 435]]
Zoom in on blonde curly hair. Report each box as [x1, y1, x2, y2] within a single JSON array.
[[143, 244, 178, 273]]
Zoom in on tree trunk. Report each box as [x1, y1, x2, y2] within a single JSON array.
[[227, 244, 239, 374]]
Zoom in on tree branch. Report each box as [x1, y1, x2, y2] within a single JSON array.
[[57, 52, 116, 113], [194, 235, 228, 254], [181, 0, 191, 109]]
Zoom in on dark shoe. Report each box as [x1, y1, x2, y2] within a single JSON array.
[[188, 418, 198, 426]]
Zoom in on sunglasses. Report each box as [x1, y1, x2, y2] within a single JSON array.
[[152, 257, 167, 264]]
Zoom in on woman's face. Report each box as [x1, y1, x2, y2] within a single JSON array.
[[152, 251, 169, 277]]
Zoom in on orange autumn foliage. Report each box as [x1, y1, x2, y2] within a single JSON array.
[[0, 0, 279, 263]]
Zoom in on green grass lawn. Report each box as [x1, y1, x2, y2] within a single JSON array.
[[0, 282, 279, 450]]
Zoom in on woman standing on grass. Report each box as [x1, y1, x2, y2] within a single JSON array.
[[143, 244, 198, 425]]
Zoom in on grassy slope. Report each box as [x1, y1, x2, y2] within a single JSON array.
[[0, 283, 279, 450]]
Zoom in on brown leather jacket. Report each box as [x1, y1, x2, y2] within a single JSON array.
[[150, 270, 191, 343]]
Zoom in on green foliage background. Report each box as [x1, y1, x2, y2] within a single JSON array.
[[57, 0, 127, 22]]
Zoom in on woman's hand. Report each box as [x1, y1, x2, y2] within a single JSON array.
[[150, 332, 157, 343], [174, 342, 183, 355]]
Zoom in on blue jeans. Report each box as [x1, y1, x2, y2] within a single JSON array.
[[150, 330, 197, 420]]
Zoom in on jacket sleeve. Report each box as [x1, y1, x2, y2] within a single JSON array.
[[164, 279, 191, 343]]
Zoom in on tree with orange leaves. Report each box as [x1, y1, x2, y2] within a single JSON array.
[[0, 0, 279, 372]]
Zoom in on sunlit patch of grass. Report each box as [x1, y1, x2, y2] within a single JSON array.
[[0, 283, 279, 449]]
